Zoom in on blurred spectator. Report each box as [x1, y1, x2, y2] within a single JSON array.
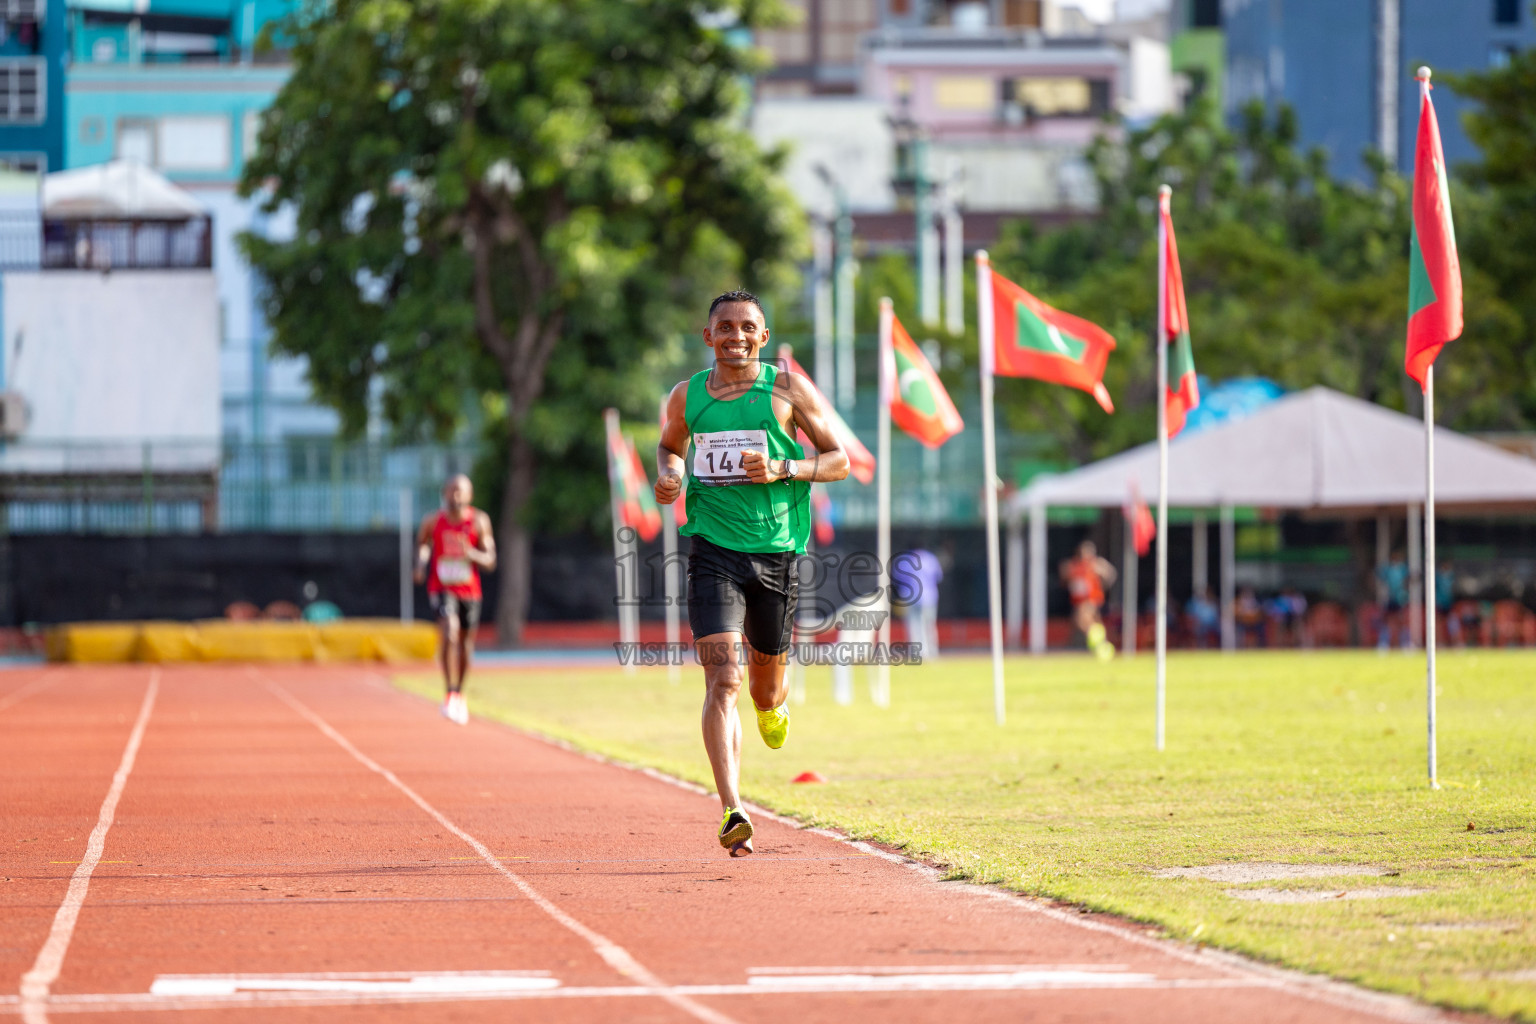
[[1376, 550, 1411, 651], [1268, 589, 1308, 647], [1436, 560, 1458, 645], [1187, 587, 1219, 649], [891, 548, 941, 661], [1235, 588, 1265, 648]]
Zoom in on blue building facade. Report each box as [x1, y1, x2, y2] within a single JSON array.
[[0, 0, 67, 172], [1223, 0, 1536, 181]]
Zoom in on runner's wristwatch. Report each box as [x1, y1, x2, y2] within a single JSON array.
[[782, 459, 799, 480]]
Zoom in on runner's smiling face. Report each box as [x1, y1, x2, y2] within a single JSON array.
[[704, 301, 768, 372]]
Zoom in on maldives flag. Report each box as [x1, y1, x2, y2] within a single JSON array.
[[604, 413, 662, 542], [1405, 70, 1462, 389], [781, 353, 876, 484], [886, 313, 963, 448], [1160, 190, 1200, 437], [989, 270, 1115, 414], [1123, 482, 1155, 557]]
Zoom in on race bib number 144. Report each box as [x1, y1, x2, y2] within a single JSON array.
[[693, 429, 768, 486]]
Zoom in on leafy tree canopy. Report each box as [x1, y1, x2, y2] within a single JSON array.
[[239, 0, 803, 641]]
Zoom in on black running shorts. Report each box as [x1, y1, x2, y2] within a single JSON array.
[[687, 535, 799, 656], [430, 592, 482, 635]]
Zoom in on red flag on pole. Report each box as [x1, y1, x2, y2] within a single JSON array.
[[1159, 193, 1200, 437], [604, 414, 661, 542], [1405, 69, 1463, 388], [885, 312, 964, 448], [780, 352, 876, 484], [988, 269, 1116, 414], [1124, 482, 1155, 557], [810, 483, 834, 545]]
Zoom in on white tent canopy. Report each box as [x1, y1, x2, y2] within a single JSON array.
[[1013, 386, 1536, 515], [1002, 387, 1536, 653], [43, 161, 207, 221]]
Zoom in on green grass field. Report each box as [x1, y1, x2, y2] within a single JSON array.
[[395, 650, 1536, 1020]]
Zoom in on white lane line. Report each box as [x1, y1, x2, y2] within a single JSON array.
[[0, 975, 1263, 1015], [467, 696, 1463, 1024], [19, 670, 160, 1024], [149, 971, 557, 996], [264, 680, 741, 1024], [0, 671, 56, 715]]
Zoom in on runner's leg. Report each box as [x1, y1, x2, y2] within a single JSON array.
[[441, 597, 462, 695], [457, 600, 481, 692], [698, 631, 746, 812]]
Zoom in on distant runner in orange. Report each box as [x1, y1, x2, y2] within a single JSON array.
[[414, 474, 496, 724], [1060, 540, 1117, 660]]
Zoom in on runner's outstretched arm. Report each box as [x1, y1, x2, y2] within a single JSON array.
[[468, 510, 497, 571], [656, 380, 690, 505], [741, 371, 849, 484], [413, 514, 436, 585]]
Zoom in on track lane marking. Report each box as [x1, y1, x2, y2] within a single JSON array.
[[0, 672, 56, 715], [18, 670, 159, 1024], [264, 679, 742, 1024], [0, 973, 1264, 1014]]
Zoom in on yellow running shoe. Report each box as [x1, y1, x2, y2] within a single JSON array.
[[718, 806, 754, 856], [754, 702, 789, 749]]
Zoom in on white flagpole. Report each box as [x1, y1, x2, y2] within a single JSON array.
[[604, 409, 635, 675], [1425, 374, 1439, 787], [1155, 185, 1171, 753], [977, 251, 1006, 725], [660, 399, 680, 684], [1417, 69, 1439, 791], [875, 298, 894, 708]]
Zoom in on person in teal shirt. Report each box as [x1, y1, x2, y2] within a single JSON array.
[[655, 291, 849, 857], [1377, 550, 1411, 650]]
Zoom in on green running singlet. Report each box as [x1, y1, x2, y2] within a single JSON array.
[[680, 362, 811, 555]]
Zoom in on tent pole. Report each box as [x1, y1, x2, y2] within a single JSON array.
[[1006, 514, 1024, 648], [1220, 503, 1235, 651], [1029, 499, 1046, 654], [1407, 503, 1422, 649], [1121, 513, 1137, 656], [1425, 367, 1439, 789], [1192, 512, 1207, 595], [1155, 185, 1170, 752], [976, 251, 1006, 724]]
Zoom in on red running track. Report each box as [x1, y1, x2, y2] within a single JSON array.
[[0, 665, 1471, 1023]]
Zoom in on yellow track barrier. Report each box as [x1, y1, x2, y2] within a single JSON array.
[[46, 619, 438, 664]]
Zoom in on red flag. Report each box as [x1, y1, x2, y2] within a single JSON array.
[[1159, 190, 1200, 437], [885, 313, 964, 448], [780, 353, 875, 484], [604, 412, 662, 542], [1405, 69, 1462, 388], [810, 483, 834, 546], [989, 268, 1115, 414], [1123, 482, 1155, 557]]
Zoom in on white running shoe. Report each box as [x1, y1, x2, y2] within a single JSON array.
[[441, 696, 455, 721], [451, 693, 469, 725]]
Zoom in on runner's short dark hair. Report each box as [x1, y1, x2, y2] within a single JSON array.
[[708, 290, 765, 320]]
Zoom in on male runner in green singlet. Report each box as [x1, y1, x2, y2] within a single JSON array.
[[656, 291, 849, 857]]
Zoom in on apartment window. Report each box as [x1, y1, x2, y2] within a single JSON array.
[[0, 0, 41, 23], [1493, 0, 1520, 25], [159, 115, 231, 171], [117, 119, 155, 164], [0, 151, 44, 174], [935, 75, 996, 111], [1001, 0, 1042, 27], [1001, 76, 1109, 118], [1191, 0, 1221, 28], [0, 59, 43, 124]]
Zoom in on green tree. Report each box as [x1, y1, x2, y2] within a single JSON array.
[[1446, 46, 1536, 427], [239, 0, 802, 642], [990, 99, 1524, 463]]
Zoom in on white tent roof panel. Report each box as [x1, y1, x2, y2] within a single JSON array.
[[1014, 387, 1536, 514], [43, 161, 207, 220]]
